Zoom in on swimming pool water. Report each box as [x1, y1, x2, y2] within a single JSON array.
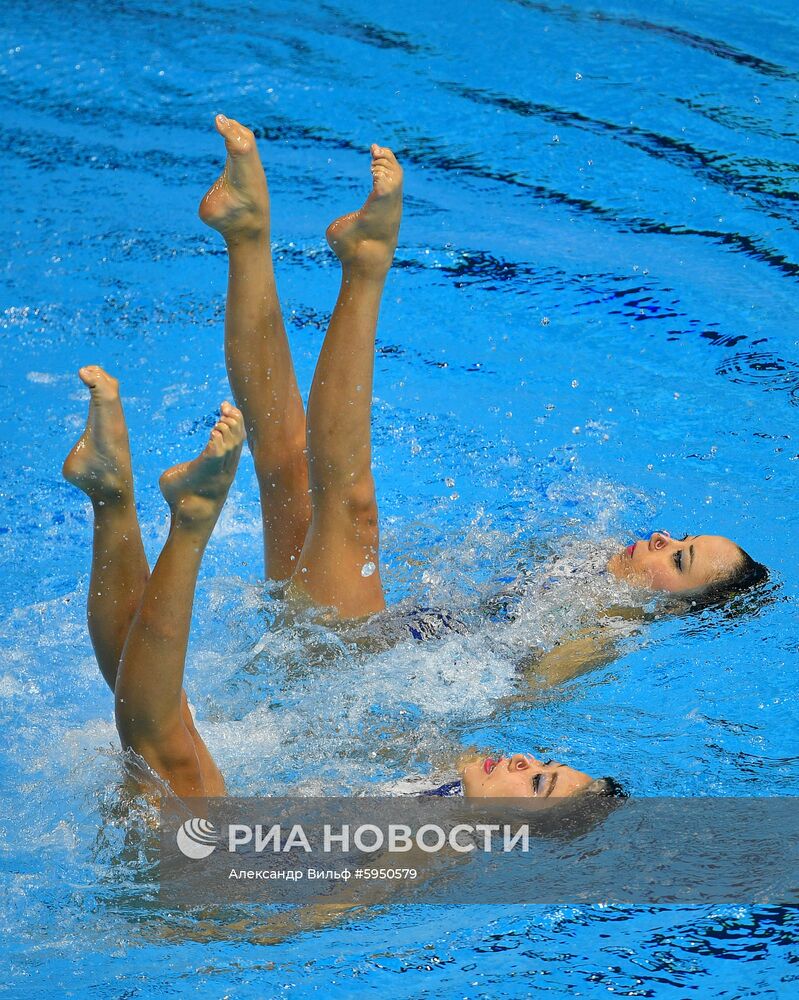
[[1, 0, 798, 995]]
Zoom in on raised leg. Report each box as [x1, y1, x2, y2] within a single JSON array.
[[62, 366, 150, 691], [290, 145, 403, 619], [113, 405, 245, 798], [63, 366, 216, 750], [199, 114, 310, 580]]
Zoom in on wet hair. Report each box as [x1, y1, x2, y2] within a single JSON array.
[[584, 776, 628, 799], [523, 775, 628, 839], [689, 545, 769, 611]]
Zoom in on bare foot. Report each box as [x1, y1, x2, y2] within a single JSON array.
[[326, 145, 403, 275], [62, 366, 134, 503], [198, 115, 269, 243], [159, 403, 246, 526]]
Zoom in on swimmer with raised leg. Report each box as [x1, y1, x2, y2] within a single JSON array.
[[199, 115, 311, 583], [196, 118, 616, 795], [63, 125, 610, 801], [200, 114, 399, 617], [62, 366, 602, 801], [63, 365, 245, 797]]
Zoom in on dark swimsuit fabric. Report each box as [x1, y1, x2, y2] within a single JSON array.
[[401, 606, 468, 641], [421, 780, 463, 797]]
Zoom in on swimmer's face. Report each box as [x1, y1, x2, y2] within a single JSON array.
[[460, 753, 594, 799], [607, 531, 742, 593]]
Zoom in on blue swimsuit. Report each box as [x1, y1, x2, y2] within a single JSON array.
[[421, 780, 463, 797], [402, 606, 468, 641]]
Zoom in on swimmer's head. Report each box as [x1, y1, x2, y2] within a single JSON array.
[[606, 531, 768, 600], [459, 753, 625, 800]]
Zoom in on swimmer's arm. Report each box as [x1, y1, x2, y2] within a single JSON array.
[[156, 902, 363, 947], [527, 628, 619, 687], [520, 608, 644, 688], [247, 902, 369, 945]]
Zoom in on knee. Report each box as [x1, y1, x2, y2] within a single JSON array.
[[343, 477, 379, 533], [252, 437, 308, 489], [115, 709, 195, 772], [114, 691, 151, 750], [180, 691, 197, 734], [310, 474, 380, 543]]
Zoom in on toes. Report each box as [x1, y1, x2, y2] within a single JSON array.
[[216, 115, 255, 156], [212, 408, 245, 449], [78, 364, 103, 387], [219, 403, 245, 440], [371, 144, 398, 164], [208, 427, 225, 454], [220, 416, 240, 437], [370, 145, 402, 193], [78, 365, 119, 397], [215, 113, 235, 137]]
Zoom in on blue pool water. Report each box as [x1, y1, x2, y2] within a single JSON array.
[[2, 0, 798, 995]]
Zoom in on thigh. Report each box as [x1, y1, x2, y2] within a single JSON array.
[[254, 452, 312, 581], [181, 692, 226, 796], [288, 510, 386, 619]]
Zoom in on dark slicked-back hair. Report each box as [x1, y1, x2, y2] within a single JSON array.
[[585, 776, 628, 799], [692, 545, 769, 609]]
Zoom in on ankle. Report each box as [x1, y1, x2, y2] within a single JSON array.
[[340, 262, 391, 285], [224, 227, 270, 251], [169, 497, 223, 534], [90, 489, 135, 513]]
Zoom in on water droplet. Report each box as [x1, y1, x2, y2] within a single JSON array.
[[361, 561, 376, 578]]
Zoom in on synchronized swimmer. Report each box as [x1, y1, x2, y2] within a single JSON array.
[[63, 115, 766, 803]]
